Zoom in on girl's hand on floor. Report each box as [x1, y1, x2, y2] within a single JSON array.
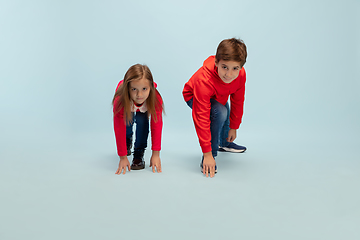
[[115, 156, 131, 175], [150, 151, 162, 173]]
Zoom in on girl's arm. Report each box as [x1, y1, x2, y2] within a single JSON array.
[[149, 151, 161, 173], [116, 155, 131, 175], [113, 107, 128, 157], [113, 103, 130, 175], [149, 93, 163, 173], [150, 94, 163, 153]]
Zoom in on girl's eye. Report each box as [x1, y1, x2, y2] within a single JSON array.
[[143, 88, 147, 91], [132, 88, 136, 91]]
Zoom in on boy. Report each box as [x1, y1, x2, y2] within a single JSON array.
[[182, 38, 247, 178]]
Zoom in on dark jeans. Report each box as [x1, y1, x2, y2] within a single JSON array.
[[186, 98, 230, 157], [126, 112, 149, 150]]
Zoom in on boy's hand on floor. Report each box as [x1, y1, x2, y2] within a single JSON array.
[[150, 151, 162, 173], [115, 156, 131, 175], [227, 129, 237, 142], [203, 153, 216, 178]]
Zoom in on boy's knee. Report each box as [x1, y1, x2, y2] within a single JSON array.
[[210, 100, 228, 122]]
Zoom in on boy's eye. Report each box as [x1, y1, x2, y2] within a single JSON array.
[[222, 66, 227, 69]]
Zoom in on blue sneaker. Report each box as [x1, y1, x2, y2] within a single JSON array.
[[218, 142, 247, 153], [200, 156, 217, 174]]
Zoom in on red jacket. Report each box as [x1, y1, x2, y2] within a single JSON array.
[[113, 80, 163, 156], [182, 55, 246, 153]]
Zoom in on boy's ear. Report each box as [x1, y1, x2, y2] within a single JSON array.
[[214, 59, 218, 67]]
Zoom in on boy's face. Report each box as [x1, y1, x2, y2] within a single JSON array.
[[129, 77, 151, 105], [215, 60, 241, 83]]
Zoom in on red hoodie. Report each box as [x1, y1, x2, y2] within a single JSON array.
[[182, 55, 246, 153], [113, 80, 163, 156]]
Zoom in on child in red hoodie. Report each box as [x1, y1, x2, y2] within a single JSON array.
[[182, 38, 247, 178], [113, 64, 164, 175]]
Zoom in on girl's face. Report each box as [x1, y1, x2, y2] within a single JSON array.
[[129, 77, 151, 105]]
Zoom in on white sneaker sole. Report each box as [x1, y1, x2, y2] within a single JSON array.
[[219, 147, 246, 153]]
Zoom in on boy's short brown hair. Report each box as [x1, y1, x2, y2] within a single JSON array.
[[215, 38, 247, 68]]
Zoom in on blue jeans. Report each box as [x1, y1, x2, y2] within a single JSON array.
[[186, 98, 230, 157], [126, 112, 149, 150]]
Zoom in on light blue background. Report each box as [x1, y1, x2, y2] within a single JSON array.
[[1, 0, 359, 239]]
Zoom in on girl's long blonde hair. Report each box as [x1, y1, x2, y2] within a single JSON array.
[[112, 64, 163, 124]]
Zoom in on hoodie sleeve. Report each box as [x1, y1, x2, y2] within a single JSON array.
[[192, 72, 214, 153], [150, 92, 163, 151], [113, 101, 128, 157], [229, 69, 246, 129], [113, 80, 127, 157]]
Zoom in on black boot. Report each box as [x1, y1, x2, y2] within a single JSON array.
[[126, 137, 132, 156], [131, 148, 145, 170]]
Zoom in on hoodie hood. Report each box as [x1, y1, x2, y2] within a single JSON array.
[[202, 55, 222, 82]]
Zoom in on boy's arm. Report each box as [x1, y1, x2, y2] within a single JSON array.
[[227, 129, 237, 142], [203, 152, 216, 178], [192, 79, 213, 153], [229, 70, 246, 130]]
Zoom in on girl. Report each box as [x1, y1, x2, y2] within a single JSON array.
[[112, 64, 164, 174]]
